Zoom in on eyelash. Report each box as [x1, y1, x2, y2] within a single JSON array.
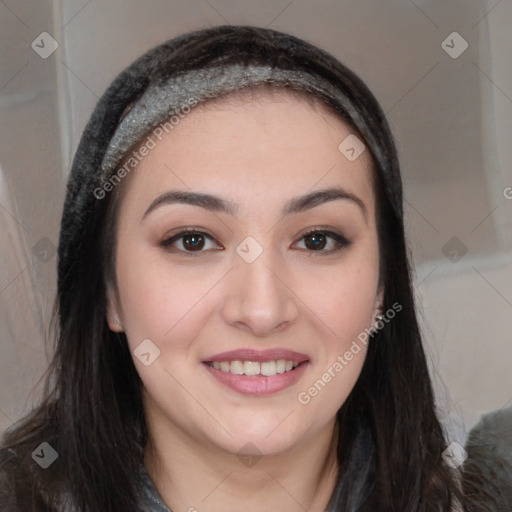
[[160, 226, 352, 257]]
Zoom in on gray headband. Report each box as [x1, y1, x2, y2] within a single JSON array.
[[98, 62, 402, 223], [100, 63, 370, 176]]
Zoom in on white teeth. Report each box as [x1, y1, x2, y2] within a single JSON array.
[[230, 360, 244, 375], [209, 359, 302, 376], [243, 361, 260, 376], [276, 359, 286, 374], [260, 361, 276, 376]]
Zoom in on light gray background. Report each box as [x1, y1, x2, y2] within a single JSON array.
[[1, 0, 511, 446]]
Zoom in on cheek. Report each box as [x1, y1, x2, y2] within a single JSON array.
[[294, 251, 379, 346], [293, 261, 376, 417], [114, 243, 218, 351]]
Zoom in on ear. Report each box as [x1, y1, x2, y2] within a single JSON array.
[[106, 285, 123, 332]]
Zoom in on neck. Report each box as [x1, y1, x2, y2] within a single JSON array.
[[144, 412, 340, 512]]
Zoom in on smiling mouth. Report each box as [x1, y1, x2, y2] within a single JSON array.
[[204, 359, 306, 377]]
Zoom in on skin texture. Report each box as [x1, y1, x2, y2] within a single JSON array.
[[107, 89, 383, 512]]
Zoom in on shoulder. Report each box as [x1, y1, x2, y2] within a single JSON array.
[[463, 407, 512, 511]]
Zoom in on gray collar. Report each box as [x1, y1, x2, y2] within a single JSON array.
[[138, 464, 339, 512], [138, 466, 173, 512]]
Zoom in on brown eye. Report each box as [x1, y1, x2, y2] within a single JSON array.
[[161, 230, 221, 254], [295, 229, 351, 254], [304, 232, 328, 250], [182, 233, 206, 251]]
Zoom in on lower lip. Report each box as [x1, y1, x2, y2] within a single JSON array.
[[203, 362, 309, 395]]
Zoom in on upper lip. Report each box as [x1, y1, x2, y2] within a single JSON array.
[[203, 349, 310, 363]]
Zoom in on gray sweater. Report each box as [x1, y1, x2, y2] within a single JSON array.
[[138, 467, 172, 512]]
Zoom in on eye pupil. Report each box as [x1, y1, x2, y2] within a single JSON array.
[[183, 233, 205, 250], [305, 233, 326, 250]]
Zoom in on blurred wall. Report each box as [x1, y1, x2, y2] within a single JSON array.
[[0, 0, 62, 431]]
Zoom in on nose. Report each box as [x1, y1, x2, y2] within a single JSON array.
[[220, 250, 299, 337]]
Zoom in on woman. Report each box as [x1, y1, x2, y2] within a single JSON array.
[[0, 25, 465, 511]]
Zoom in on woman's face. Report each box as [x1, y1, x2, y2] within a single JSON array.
[[107, 90, 382, 457]]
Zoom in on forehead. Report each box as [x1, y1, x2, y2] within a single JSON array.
[[113, 86, 375, 213]]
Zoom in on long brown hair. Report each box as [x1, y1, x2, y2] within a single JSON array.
[[0, 25, 464, 511]]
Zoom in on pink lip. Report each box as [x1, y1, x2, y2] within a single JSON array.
[[203, 348, 309, 363], [203, 360, 309, 395]]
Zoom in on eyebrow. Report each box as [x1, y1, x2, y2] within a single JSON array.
[[141, 186, 367, 224]]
